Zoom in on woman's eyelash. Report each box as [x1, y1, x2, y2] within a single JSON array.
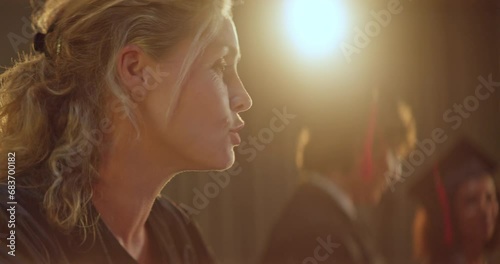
[[213, 57, 228, 74]]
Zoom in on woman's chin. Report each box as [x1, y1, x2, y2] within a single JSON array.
[[197, 149, 235, 171], [216, 151, 236, 170]]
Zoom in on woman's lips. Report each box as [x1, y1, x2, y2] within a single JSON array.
[[230, 131, 241, 145], [229, 122, 245, 146]]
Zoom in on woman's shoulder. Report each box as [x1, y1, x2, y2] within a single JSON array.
[[0, 181, 46, 224], [0, 181, 47, 224], [0, 182, 68, 264], [152, 194, 218, 264], [153, 194, 207, 243]]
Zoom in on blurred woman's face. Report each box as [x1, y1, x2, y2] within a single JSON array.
[[454, 175, 498, 246], [139, 18, 252, 171]]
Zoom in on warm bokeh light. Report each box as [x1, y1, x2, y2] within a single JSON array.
[[285, 0, 349, 58]]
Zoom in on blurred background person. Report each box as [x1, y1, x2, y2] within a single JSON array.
[[410, 138, 499, 264], [260, 86, 416, 264]]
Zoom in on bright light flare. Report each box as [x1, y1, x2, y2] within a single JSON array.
[[285, 0, 349, 58]]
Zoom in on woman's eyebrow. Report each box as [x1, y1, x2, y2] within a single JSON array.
[[227, 45, 241, 62], [212, 41, 241, 62]]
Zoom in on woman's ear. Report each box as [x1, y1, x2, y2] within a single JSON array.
[[116, 44, 152, 96]]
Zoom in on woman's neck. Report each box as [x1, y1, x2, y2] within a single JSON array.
[[92, 125, 179, 260]]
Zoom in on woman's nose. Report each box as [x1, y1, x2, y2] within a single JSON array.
[[230, 78, 252, 113]]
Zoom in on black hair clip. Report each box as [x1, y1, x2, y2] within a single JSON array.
[[33, 32, 47, 53], [33, 23, 59, 57]]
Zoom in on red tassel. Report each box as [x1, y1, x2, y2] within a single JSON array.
[[433, 165, 454, 247], [361, 102, 378, 181]]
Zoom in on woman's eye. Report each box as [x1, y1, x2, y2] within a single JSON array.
[[213, 58, 228, 75]]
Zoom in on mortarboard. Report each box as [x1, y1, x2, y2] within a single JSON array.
[[409, 137, 497, 248]]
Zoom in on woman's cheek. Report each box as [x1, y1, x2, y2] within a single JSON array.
[[456, 201, 476, 223], [468, 203, 480, 219], [208, 71, 231, 108], [210, 70, 223, 85], [210, 71, 228, 94]]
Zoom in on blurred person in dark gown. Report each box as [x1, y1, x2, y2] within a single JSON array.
[[260, 87, 416, 264]]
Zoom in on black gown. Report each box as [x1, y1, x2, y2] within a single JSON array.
[[0, 182, 216, 264], [260, 182, 385, 264]]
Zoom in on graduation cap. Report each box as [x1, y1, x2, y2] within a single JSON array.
[[409, 137, 497, 248]]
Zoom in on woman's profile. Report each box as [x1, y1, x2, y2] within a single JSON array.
[[0, 0, 251, 263]]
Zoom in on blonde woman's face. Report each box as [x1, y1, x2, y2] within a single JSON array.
[[140, 18, 252, 171]]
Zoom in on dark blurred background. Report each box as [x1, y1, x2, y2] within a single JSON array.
[[1, 0, 499, 263]]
